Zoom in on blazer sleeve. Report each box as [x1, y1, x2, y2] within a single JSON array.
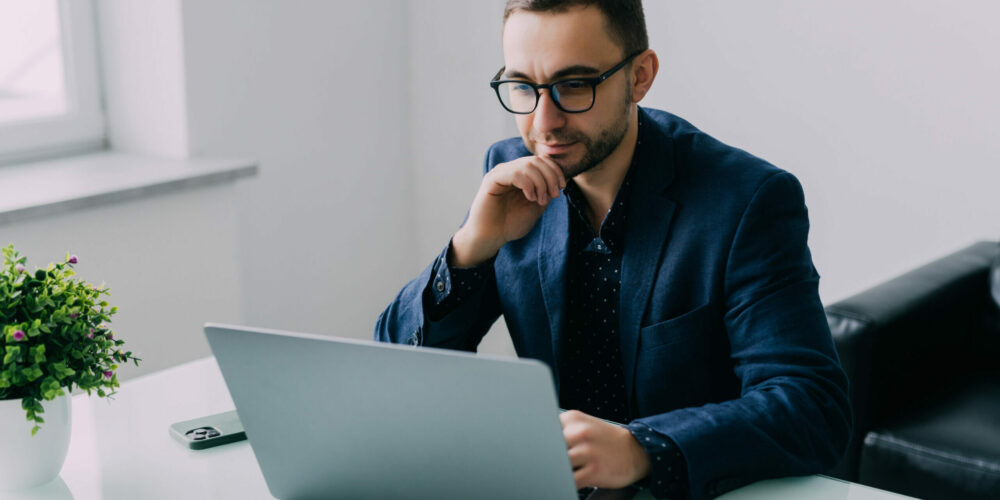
[[373, 149, 504, 351], [633, 172, 853, 499]]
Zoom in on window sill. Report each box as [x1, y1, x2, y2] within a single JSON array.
[[0, 151, 258, 225]]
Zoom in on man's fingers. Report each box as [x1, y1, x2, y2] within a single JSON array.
[[559, 410, 572, 428], [563, 423, 591, 449], [536, 155, 567, 188], [510, 167, 546, 203], [560, 410, 588, 447], [560, 409, 585, 425], [568, 443, 590, 469], [530, 166, 554, 204], [533, 156, 565, 199], [523, 166, 550, 204], [492, 156, 567, 206], [573, 464, 594, 490]]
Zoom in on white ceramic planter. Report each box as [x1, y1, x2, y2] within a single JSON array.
[[0, 395, 71, 491]]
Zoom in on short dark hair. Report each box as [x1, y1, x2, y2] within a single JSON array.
[[503, 0, 648, 57]]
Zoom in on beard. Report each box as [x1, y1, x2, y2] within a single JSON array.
[[526, 84, 633, 178]]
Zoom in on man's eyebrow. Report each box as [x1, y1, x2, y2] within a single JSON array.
[[504, 64, 602, 81]]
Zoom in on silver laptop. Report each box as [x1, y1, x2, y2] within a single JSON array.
[[203, 323, 581, 499]]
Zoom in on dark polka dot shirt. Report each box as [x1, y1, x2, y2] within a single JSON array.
[[559, 173, 631, 425]]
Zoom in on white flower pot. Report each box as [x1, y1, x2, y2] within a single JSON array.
[[0, 395, 71, 491]]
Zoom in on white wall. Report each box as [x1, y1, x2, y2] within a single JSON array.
[[407, 0, 513, 261], [98, 0, 189, 158], [406, 0, 517, 355], [179, 0, 418, 338], [0, 184, 244, 378], [640, 1, 1000, 302], [178, 0, 517, 355]]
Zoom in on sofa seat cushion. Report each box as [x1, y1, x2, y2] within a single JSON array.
[[858, 376, 1000, 500]]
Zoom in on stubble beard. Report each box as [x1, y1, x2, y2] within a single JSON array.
[[529, 83, 633, 179]]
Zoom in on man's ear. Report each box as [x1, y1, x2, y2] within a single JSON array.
[[630, 49, 659, 103]]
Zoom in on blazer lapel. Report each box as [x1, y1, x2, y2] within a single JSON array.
[[620, 122, 676, 411], [538, 194, 569, 392]]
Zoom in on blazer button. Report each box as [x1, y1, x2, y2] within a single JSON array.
[[435, 281, 445, 292]]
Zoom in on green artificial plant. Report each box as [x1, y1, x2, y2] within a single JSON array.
[[0, 245, 139, 435]]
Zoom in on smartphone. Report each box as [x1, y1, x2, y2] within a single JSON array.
[[169, 410, 247, 450]]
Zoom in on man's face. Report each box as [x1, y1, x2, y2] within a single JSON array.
[[502, 6, 633, 178]]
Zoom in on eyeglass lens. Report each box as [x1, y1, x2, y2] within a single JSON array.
[[497, 80, 594, 113]]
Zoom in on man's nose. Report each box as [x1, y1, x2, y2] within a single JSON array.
[[532, 89, 567, 134]]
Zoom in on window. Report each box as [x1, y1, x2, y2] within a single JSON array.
[[0, 0, 104, 164]]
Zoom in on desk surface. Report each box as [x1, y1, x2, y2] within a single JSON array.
[[3, 357, 913, 500]]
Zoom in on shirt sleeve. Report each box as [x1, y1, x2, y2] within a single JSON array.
[[627, 421, 689, 500], [424, 240, 495, 321]]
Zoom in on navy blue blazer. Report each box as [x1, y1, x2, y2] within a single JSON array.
[[376, 107, 851, 499]]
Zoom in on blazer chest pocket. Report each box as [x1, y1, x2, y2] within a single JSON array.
[[639, 302, 714, 352]]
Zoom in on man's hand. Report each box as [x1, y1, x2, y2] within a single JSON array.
[[560, 410, 651, 490], [450, 155, 566, 268]]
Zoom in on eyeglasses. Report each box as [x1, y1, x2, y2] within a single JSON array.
[[490, 51, 642, 114]]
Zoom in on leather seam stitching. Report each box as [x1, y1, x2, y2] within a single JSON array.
[[867, 434, 1000, 475]]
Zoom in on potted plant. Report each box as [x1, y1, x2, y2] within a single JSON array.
[[0, 245, 139, 490]]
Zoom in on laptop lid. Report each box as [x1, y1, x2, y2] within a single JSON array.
[[204, 323, 578, 500]]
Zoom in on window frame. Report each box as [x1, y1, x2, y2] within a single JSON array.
[[0, 0, 104, 165]]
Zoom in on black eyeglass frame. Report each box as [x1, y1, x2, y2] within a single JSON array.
[[489, 51, 643, 114]]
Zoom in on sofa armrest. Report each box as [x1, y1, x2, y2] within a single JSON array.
[[824, 240, 998, 480]]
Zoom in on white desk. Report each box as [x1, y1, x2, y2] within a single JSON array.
[[3, 357, 914, 500]]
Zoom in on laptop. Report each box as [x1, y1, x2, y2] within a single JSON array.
[[203, 323, 589, 499]]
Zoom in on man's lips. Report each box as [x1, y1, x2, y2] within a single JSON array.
[[537, 141, 578, 155]]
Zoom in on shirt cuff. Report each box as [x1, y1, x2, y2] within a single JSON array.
[[626, 421, 689, 499], [425, 240, 493, 319]]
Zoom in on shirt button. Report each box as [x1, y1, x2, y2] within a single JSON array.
[[435, 281, 445, 292]]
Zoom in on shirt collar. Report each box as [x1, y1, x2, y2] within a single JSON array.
[[563, 112, 646, 254]]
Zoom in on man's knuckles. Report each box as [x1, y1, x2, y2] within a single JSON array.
[[564, 425, 595, 445]]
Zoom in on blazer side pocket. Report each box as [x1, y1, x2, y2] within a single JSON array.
[[639, 302, 713, 352]]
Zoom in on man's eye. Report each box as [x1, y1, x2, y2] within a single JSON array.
[[511, 83, 534, 94], [557, 80, 588, 91]]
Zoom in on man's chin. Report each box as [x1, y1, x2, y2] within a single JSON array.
[[556, 159, 593, 179], [542, 153, 585, 178]]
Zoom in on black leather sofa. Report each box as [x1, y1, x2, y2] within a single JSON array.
[[825, 241, 1000, 500]]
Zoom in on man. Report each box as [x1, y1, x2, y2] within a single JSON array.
[[375, 1, 851, 498]]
